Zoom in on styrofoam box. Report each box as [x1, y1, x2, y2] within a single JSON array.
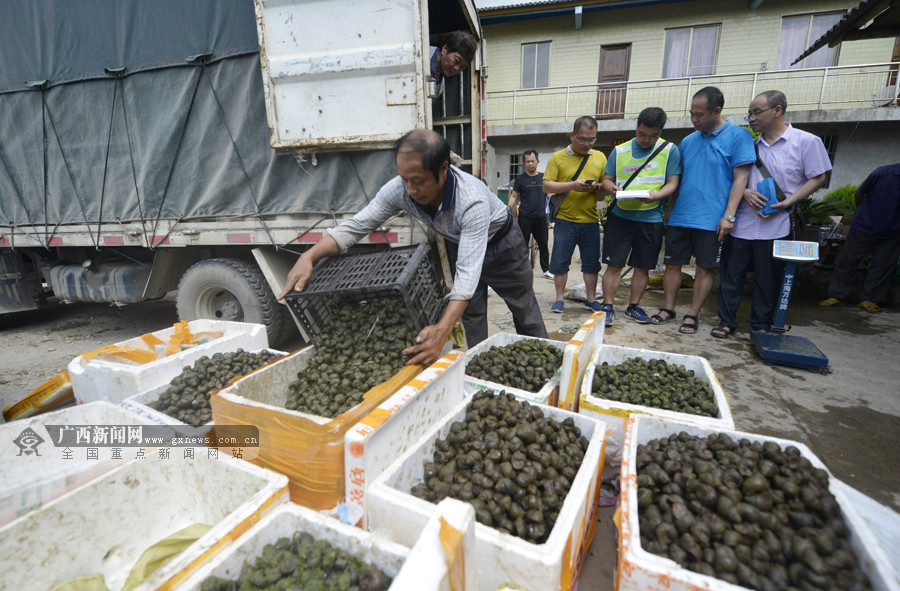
[[367, 395, 609, 591], [464, 333, 567, 406], [69, 320, 268, 404], [346, 351, 467, 527], [832, 479, 900, 577], [173, 503, 409, 590], [579, 344, 733, 480], [118, 348, 287, 426], [0, 455, 289, 591], [392, 497, 478, 590], [558, 312, 605, 411], [618, 415, 900, 591], [0, 401, 168, 526]]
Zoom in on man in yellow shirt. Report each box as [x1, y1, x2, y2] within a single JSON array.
[[542, 116, 608, 313]]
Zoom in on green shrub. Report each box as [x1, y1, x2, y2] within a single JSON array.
[[822, 184, 859, 209], [797, 184, 859, 225]]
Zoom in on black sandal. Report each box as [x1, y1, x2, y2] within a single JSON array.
[[710, 323, 735, 339], [678, 314, 699, 334], [650, 308, 676, 325]]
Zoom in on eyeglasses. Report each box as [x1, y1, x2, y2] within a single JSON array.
[[744, 107, 774, 121], [573, 135, 596, 144]]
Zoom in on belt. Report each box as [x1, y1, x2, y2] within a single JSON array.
[[488, 211, 514, 246]]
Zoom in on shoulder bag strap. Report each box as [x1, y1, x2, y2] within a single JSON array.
[[621, 140, 669, 190], [754, 142, 787, 202], [570, 153, 590, 182]]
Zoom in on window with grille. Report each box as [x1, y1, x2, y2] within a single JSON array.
[[662, 25, 720, 78], [522, 42, 550, 89], [776, 12, 843, 70], [508, 154, 523, 186]]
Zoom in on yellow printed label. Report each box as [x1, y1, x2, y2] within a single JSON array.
[[439, 517, 465, 591]]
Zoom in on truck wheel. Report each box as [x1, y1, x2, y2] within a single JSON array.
[[176, 258, 287, 346]]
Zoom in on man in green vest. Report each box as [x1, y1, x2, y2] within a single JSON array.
[[598, 107, 682, 326]]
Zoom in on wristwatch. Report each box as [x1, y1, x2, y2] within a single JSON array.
[[723, 214, 736, 223]]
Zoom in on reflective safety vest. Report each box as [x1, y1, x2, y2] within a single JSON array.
[[615, 139, 673, 211]]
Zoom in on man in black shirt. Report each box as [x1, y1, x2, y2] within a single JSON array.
[[508, 150, 552, 278]]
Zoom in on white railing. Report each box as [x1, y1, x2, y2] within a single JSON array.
[[486, 62, 900, 125]]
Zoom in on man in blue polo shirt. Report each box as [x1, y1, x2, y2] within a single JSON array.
[[651, 86, 755, 334]]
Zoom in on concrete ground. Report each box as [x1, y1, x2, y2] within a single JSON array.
[[485, 227, 900, 590]]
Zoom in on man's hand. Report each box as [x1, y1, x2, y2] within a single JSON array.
[[403, 323, 451, 367], [742, 188, 767, 209], [638, 190, 663, 204], [572, 179, 595, 193], [717, 217, 734, 241], [278, 256, 314, 300]]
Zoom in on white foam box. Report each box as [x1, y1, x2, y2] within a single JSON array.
[[558, 312, 605, 412], [172, 502, 409, 590], [617, 415, 900, 591], [345, 351, 467, 527], [0, 454, 289, 591], [367, 395, 609, 591], [0, 401, 168, 526], [391, 497, 478, 590], [69, 320, 268, 404], [831, 479, 900, 578], [579, 344, 733, 480], [118, 348, 287, 427], [464, 333, 567, 406]]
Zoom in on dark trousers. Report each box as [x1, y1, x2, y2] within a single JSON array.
[[827, 232, 900, 304], [517, 215, 550, 273], [446, 226, 548, 347], [717, 234, 787, 331]]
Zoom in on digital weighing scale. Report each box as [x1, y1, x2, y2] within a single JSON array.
[[750, 240, 829, 370]]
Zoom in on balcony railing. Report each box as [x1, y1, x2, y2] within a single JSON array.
[[486, 62, 900, 126]]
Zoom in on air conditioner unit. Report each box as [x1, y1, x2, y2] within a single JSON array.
[[871, 85, 898, 107]]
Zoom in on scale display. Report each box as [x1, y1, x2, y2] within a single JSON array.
[[773, 240, 819, 261]]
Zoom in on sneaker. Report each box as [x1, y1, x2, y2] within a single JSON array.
[[551, 300, 564, 313], [625, 304, 651, 324], [819, 297, 845, 307], [597, 303, 614, 326], [859, 300, 881, 313], [542, 270, 554, 279], [584, 299, 604, 313]]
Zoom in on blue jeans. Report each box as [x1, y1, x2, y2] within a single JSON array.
[[549, 218, 601, 275]]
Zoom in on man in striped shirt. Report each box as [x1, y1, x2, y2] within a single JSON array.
[[280, 129, 547, 365]]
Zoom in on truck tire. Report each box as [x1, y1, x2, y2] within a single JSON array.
[[176, 258, 287, 346]]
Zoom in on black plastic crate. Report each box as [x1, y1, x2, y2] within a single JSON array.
[[284, 243, 446, 340]]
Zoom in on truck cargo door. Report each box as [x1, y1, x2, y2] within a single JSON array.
[[254, 0, 428, 152]]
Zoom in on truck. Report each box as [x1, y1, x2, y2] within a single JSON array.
[[0, 0, 484, 345]]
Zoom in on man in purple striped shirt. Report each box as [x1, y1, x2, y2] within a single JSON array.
[[712, 90, 831, 337]]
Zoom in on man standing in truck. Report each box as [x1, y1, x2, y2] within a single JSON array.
[[280, 129, 547, 366], [429, 31, 478, 98]]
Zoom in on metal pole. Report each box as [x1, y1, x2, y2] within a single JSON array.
[[565, 86, 570, 121], [512, 89, 517, 124], [818, 68, 829, 109], [751, 71, 758, 102], [684, 77, 692, 115]]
